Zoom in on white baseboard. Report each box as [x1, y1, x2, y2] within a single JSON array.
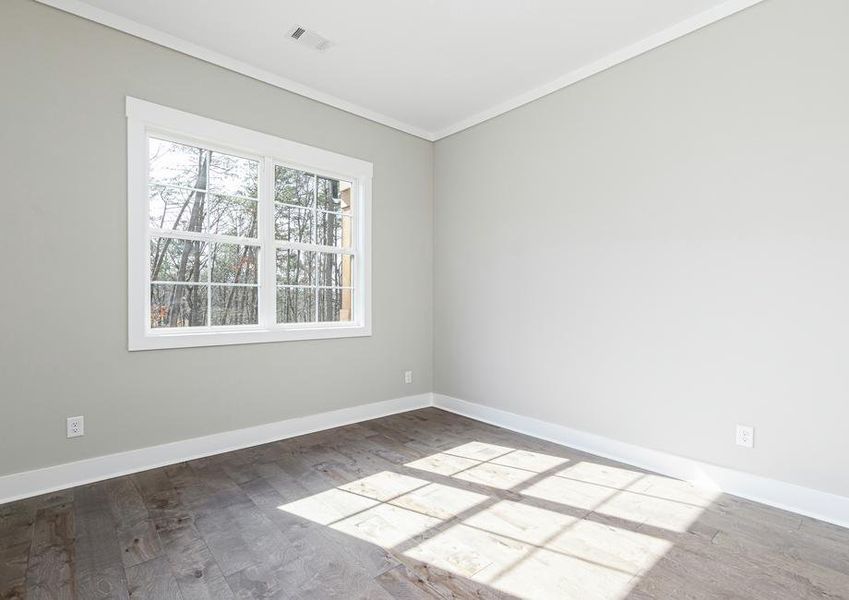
[[433, 394, 849, 529], [5, 391, 847, 529], [0, 393, 433, 505]]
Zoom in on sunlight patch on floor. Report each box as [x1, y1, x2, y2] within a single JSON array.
[[523, 474, 616, 511], [406, 442, 572, 491], [405, 452, 480, 476], [279, 488, 379, 525], [391, 482, 488, 519], [520, 461, 723, 532], [628, 474, 720, 507], [454, 462, 539, 490], [402, 499, 672, 600], [333, 503, 441, 547], [277, 442, 717, 599], [556, 461, 645, 489], [462, 499, 578, 545], [339, 471, 429, 502], [490, 449, 570, 472], [442, 441, 515, 461]]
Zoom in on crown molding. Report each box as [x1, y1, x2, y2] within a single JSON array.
[[33, 0, 436, 141], [35, 0, 765, 142], [432, 0, 766, 140]]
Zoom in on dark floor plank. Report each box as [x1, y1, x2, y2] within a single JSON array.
[[374, 564, 444, 599], [162, 532, 235, 600], [125, 556, 182, 600], [74, 483, 129, 600], [116, 519, 163, 569], [0, 500, 37, 600], [0, 544, 30, 600], [24, 502, 75, 600], [105, 479, 149, 527]]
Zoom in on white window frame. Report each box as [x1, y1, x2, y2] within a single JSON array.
[[127, 97, 372, 351]]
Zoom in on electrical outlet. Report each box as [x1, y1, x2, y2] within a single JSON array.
[[404, 370, 413, 384], [67, 416, 84, 438], [736, 424, 754, 448]]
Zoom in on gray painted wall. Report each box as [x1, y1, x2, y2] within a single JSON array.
[[0, 0, 433, 477], [3, 0, 847, 501], [434, 0, 849, 497]]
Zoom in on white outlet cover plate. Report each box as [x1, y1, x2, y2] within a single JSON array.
[[67, 416, 85, 438], [736, 424, 754, 448]]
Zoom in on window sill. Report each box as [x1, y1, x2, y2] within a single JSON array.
[[128, 323, 372, 351]]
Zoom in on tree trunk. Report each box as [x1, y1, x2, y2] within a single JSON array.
[[168, 151, 208, 326]]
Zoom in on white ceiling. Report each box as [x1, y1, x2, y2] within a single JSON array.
[[40, 0, 763, 140]]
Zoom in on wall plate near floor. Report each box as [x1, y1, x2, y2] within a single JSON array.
[[67, 416, 84, 438], [736, 424, 754, 448]]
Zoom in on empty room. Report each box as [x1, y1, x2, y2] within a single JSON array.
[[2, 0, 848, 598]]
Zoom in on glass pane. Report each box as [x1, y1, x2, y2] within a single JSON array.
[[151, 284, 208, 328], [276, 249, 315, 285], [317, 178, 353, 215], [317, 253, 353, 288], [211, 286, 258, 326], [274, 204, 313, 242], [208, 151, 258, 198], [274, 166, 314, 207], [316, 176, 350, 213], [211, 244, 258, 284], [149, 184, 205, 232], [277, 287, 315, 323], [149, 138, 208, 190], [150, 238, 208, 283], [316, 212, 351, 249], [318, 288, 353, 322], [208, 195, 257, 238]]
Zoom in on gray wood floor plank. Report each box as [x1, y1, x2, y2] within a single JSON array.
[[1, 408, 847, 600], [74, 483, 130, 600], [125, 555, 183, 600], [374, 564, 445, 599], [116, 519, 163, 569], [395, 557, 518, 600], [0, 543, 31, 600], [152, 501, 236, 600], [0, 499, 37, 600], [24, 502, 75, 600], [105, 479, 149, 527]]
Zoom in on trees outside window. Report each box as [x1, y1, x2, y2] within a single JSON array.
[[127, 98, 371, 350]]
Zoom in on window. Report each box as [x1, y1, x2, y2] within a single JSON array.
[[127, 98, 372, 350]]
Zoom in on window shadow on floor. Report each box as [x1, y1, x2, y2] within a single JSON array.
[[4, 407, 848, 599]]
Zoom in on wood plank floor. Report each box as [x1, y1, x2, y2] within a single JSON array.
[[2, 408, 848, 599]]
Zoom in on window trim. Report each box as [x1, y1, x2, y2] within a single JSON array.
[[127, 97, 372, 351]]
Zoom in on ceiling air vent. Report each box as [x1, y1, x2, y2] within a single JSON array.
[[288, 25, 332, 52]]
